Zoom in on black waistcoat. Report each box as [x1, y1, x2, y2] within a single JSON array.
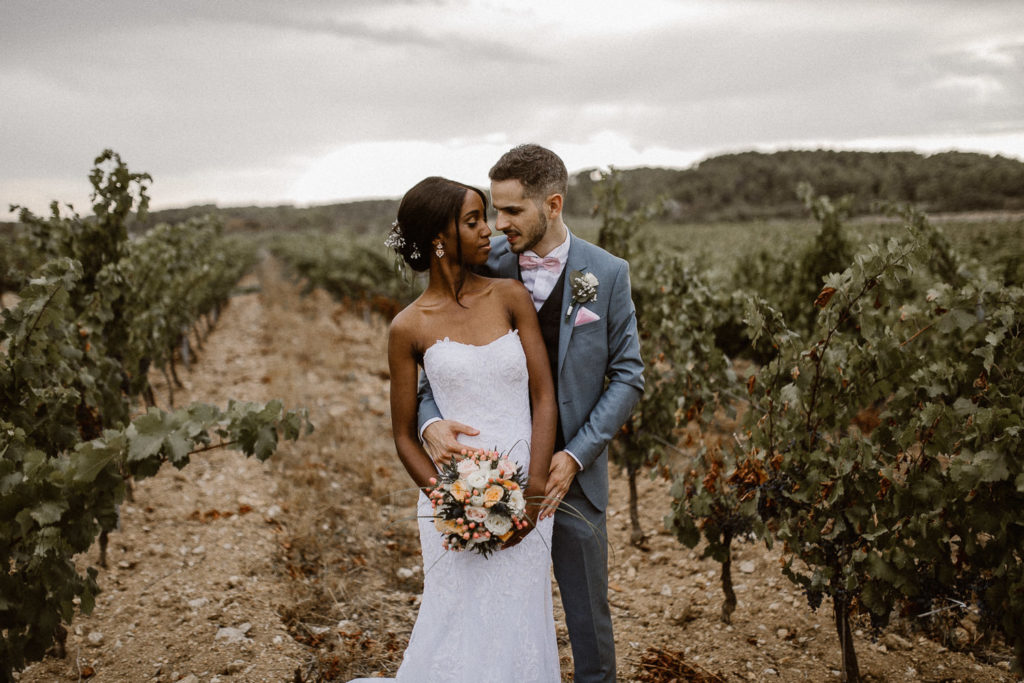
[[533, 269, 567, 451]]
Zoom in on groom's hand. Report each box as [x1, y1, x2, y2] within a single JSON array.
[[422, 419, 480, 466], [539, 451, 579, 520]]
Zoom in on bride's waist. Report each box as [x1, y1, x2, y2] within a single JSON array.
[[442, 411, 530, 433], [455, 423, 532, 453]]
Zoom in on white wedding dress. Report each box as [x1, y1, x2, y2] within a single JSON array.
[[354, 330, 559, 682]]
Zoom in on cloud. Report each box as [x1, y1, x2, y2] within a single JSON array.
[[285, 132, 709, 205], [2, 0, 1023, 216]]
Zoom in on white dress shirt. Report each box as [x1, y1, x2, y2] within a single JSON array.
[[520, 231, 570, 311], [519, 230, 582, 470]]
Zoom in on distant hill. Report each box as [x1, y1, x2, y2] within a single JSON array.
[[5, 149, 1022, 235], [565, 149, 1024, 221], [128, 198, 400, 234]]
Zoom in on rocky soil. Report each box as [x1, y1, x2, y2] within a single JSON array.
[[15, 260, 1020, 682]]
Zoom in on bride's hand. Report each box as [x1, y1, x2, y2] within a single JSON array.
[[422, 420, 480, 466], [501, 487, 544, 549]]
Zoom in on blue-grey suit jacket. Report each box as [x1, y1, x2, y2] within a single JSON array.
[[418, 232, 644, 511]]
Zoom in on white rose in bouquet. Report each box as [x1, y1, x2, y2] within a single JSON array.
[[508, 488, 526, 515], [457, 458, 478, 477], [497, 459, 517, 479], [466, 470, 489, 490], [465, 506, 489, 522], [484, 512, 513, 536]]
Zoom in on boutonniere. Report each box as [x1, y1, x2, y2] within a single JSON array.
[[565, 270, 598, 320]]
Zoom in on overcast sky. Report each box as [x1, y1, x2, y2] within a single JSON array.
[[2, 0, 1023, 218]]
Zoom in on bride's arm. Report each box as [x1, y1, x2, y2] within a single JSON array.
[[506, 281, 556, 506], [388, 318, 438, 491]]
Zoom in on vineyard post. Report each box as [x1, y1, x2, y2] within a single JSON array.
[[168, 352, 184, 389], [181, 327, 192, 369], [161, 364, 175, 406]]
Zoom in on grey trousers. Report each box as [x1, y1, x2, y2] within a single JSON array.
[[551, 480, 615, 682]]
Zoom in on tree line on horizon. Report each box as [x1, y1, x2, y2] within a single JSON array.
[[3, 149, 1023, 237], [565, 149, 1024, 221]]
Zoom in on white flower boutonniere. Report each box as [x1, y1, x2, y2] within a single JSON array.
[[565, 270, 599, 320]]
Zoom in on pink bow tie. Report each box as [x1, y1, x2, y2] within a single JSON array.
[[519, 253, 562, 272]]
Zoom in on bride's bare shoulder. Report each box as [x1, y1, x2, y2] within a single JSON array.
[[388, 302, 425, 345], [494, 278, 532, 312], [485, 276, 529, 300]]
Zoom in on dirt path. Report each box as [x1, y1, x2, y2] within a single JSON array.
[[18, 267, 309, 682], [17, 259, 1020, 682]]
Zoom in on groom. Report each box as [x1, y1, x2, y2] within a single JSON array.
[[419, 144, 644, 682]]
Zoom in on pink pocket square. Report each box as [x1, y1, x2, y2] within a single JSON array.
[[573, 307, 601, 327]]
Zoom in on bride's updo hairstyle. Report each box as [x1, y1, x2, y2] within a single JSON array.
[[387, 176, 488, 272]]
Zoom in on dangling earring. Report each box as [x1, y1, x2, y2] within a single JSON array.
[[434, 241, 445, 259]]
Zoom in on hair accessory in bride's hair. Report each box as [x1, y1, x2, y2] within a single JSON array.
[[385, 219, 405, 250], [386, 219, 420, 261]]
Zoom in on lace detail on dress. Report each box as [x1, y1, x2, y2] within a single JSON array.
[[422, 331, 534, 469], [393, 330, 559, 682]]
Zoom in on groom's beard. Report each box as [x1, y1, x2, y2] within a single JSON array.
[[511, 211, 548, 254]]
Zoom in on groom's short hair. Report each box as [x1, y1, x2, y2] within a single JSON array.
[[489, 144, 568, 201]]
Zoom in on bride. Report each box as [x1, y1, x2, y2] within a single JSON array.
[[362, 176, 560, 681]]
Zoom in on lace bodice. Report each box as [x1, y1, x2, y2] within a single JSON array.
[[423, 330, 533, 469]]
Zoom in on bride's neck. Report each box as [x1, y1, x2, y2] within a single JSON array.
[[425, 262, 474, 300]]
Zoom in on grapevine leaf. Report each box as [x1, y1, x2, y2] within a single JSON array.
[[975, 450, 1009, 483], [165, 431, 194, 468], [937, 307, 976, 333], [127, 409, 175, 462], [29, 500, 68, 526], [866, 553, 896, 583], [974, 408, 995, 433], [79, 568, 99, 614], [779, 382, 800, 406], [252, 425, 278, 461], [71, 435, 123, 483], [973, 345, 995, 372], [1, 471, 24, 494], [952, 397, 976, 416], [910, 474, 942, 500]]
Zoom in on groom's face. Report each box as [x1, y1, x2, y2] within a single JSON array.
[[490, 179, 548, 254]]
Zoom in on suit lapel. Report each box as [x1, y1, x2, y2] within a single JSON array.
[[557, 233, 587, 375]]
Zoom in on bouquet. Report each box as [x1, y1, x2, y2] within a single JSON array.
[[427, 449, 530, 557]]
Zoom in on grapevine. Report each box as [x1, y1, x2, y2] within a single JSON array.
[[629, 179, 1024, 679], [0, 152, 311, 680]]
